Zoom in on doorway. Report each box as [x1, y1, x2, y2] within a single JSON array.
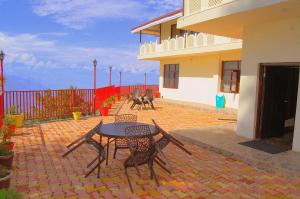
[[257, 64, 300, 147]]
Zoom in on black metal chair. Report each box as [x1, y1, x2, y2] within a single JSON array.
[[143, 89, 155, 109], [124, 125, 158, 192], [152, 119, 192, 168], [62, 121, 106, 178], [113, 114, 138, 159], [130, 88, 144, 110]]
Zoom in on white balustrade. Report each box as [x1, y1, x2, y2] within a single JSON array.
[[185, 0, 235, 15], [139, 33, 241, 56]]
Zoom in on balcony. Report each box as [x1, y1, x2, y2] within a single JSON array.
[[178, 0, 295, 38], [184, 0, 236, 15], [139, 32, 242, 60]]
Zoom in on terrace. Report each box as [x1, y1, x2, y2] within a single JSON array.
[[0, 51, 299, 199], [7, 100, 300, 198]]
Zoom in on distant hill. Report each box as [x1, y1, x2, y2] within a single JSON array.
[[5, 75, 47, 91]]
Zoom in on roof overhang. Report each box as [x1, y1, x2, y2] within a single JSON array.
[[131, 9, 183, 36]]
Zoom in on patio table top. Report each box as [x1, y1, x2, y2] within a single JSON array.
[[99, 122, 158, 138]]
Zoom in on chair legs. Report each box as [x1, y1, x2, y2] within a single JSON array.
[[125, 167, 133, 192], [85, 155, 105, 178], [154, 158, 171, 175], [148, 162, 159, 186], [62, 140, 86, 157]]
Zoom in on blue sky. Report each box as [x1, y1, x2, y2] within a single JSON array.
[[0, 0, 181, 90]]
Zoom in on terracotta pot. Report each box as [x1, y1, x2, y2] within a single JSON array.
[[154, 92, 160, 98], [4, 125, 16, 139], [0, 170, 12, 189], [6, 142, 14, 151], [0, 152, 14, 169], [101, 107, 109, 116]]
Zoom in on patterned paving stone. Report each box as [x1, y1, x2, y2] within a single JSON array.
[[9, 102, 300, 198]]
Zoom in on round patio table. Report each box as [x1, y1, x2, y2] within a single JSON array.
[[99, 122, 159, 165]]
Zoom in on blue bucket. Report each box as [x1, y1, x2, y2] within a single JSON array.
[[216, 94, 225, 109]]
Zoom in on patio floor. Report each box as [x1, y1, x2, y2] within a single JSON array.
[[11, 101, 300, 198]]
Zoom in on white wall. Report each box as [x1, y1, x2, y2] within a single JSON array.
[[237, 17, 300, 146], [159, 51, 241, 108]]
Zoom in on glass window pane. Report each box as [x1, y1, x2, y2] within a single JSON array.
[[222, 71, 231, 93], [223, 61, 240, 70]]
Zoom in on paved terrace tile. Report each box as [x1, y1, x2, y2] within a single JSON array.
[[10, 101, 300, 198]]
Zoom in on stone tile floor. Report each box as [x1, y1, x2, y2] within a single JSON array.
[[10, 101, 300, 198]]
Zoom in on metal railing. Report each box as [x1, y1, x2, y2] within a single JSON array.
[[4, 84, 159, 120]]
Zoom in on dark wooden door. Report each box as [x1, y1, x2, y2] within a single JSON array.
[[260, 67, 287, 138]]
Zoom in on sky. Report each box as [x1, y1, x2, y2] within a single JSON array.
[[0, 0, 181, 90]]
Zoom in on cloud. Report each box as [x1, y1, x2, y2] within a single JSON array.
[[31, 0, 182, 29], [0, 32, 158, 73]]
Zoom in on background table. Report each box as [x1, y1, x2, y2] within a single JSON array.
[[99, 122, 159, 165]]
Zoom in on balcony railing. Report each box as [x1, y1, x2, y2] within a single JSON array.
[[139, 33, 241, 57], [184, 0, 236, 15], [3, 84, 159, 121]]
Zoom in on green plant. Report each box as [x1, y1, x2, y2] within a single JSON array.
[[0, 188, 23, 199], [7, 107, 18, 115], [0, 165, 9, 179], [111, 96, 115, 102], [3, 116, 15, 127], [0, 148, 11, 156]]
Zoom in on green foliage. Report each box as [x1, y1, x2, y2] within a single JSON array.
[[3, 116, 15, 126], [34, 88, 92, 119], [0, 188, 23, 199], [6, 107, 18, 115]]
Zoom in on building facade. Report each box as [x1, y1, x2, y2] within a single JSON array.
[[132, 0, 300, 152]]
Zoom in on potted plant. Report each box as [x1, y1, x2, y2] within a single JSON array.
[[0, 188, 23, 199], [7, 106, 24, 128], [107, 98, 112, 109], [72, 107, 81, 121], [0, 165, 12, 189], [3, 117, 16, 139], [0, 129, 14, 169], [101, 101, 109, 116]]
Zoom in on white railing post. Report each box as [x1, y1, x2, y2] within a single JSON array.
[[201, 0, 208, 11]]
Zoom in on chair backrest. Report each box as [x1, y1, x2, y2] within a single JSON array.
[[146, 89, 153, 99], [115, 114, 137, 123], [133, 88, 141, 99], [125, 125, 154, 153], [152, 119, 192, 155], [86, 120, 104, 151]]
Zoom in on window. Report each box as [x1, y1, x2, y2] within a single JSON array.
[[221, 61, 241, 93], [170, 24, 185, 38], [164, 64, 179, 89]]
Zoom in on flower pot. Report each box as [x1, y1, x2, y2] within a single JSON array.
[[117, 95, 121, 101], [0, 152, 14, 169], [101, 107, 109, 116], [0, 170, 12, 189], [4, 126, 16, 139], [10, 114, 24, 128], [72, 112, 81, 121], [154, 92, 160, 98], [7, 142, 14, 151]]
